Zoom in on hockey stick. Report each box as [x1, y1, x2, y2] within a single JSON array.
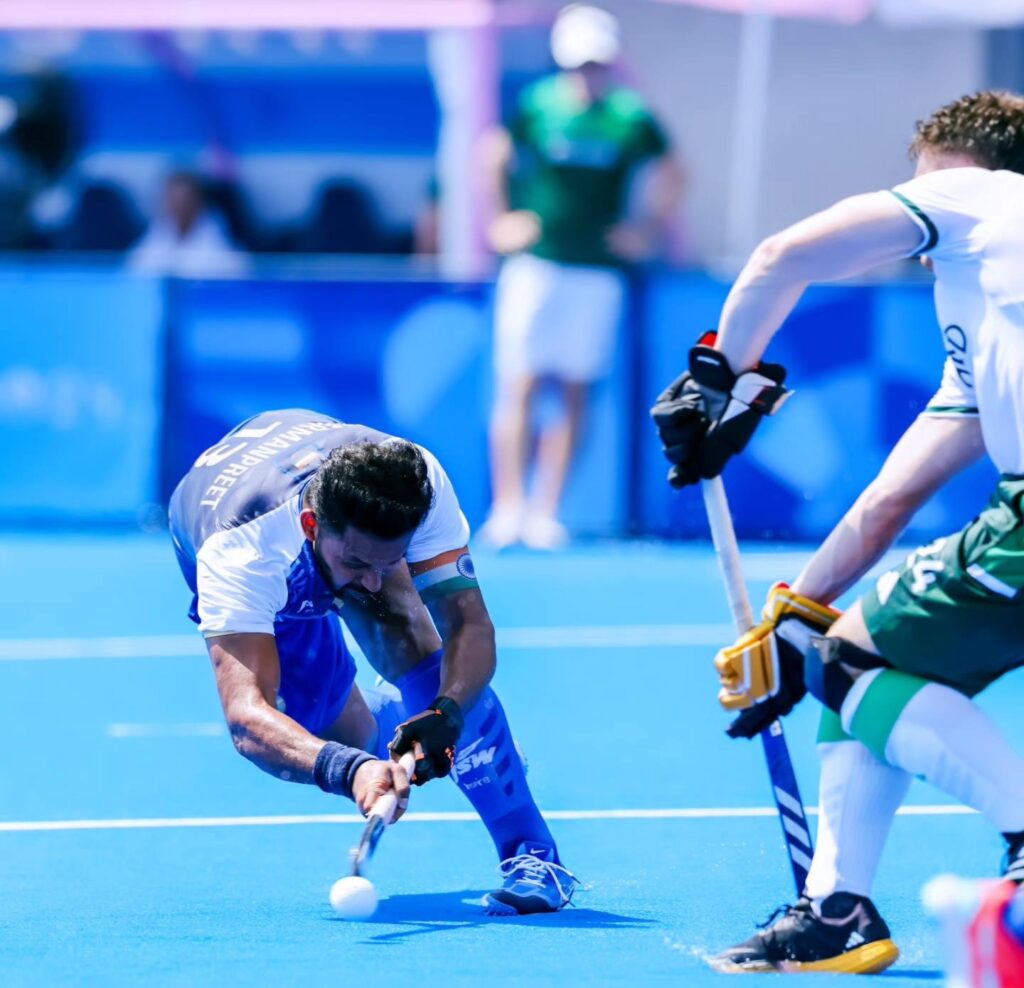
[[702, 475, 813, 896], [350, 752, 417, 877]]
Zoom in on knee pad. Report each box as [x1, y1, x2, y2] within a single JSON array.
[[805, 636, 889, 713]]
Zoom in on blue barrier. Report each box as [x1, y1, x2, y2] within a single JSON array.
[[0, 266, 997, 540], [75, 72, 441, 154], [0, 270, 164, 523], [162, 277, 631, 534]]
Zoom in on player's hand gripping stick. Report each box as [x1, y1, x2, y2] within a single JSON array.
[[701, 475, 814, 897], [330, 752, 416, 920], [351, 751, 417, 877]]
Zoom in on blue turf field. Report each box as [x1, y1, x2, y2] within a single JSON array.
[[2, 535, 1020, 985]]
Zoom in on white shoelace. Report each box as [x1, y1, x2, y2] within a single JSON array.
[[498, 853, 581, 907]]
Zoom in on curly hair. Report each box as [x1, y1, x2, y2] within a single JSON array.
[[306, 441, 434, 539], [910, 90, 1024, 174]]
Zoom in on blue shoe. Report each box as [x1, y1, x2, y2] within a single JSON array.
[[482, 842, 580, 916]]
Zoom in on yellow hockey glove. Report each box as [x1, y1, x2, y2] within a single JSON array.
[[761, 581, 840, 631], [715, 583, 840, 725]]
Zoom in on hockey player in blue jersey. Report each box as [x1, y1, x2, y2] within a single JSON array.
[[169, 409, 577, 914]]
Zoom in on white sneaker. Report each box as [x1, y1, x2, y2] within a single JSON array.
[[476, 509, 523, 549], [521, 515, 569, 550]]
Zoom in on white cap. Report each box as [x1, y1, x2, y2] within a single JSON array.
[[550, 4, 622, 71]]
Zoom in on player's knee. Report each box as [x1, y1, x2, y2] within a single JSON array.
[[824, 600, 879, 652], [805, 636, 889, 713]]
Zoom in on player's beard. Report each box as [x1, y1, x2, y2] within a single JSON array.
[[311, 538, 347, 597]]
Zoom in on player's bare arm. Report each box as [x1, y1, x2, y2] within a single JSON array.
[[343, 544, 495, 711], [335, 552, 496, 709], [717, 193, 924, 372], [413, 560, 497, 712], [652, 193, 927, 489], [480, 125, 540, 255], [207, 631, 409, 817], [606, 153, 685, 261], [336, 561, 444, 681], [793, 414, 985, 604]]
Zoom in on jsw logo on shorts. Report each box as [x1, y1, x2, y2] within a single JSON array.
[[451, 737, 497, 782]]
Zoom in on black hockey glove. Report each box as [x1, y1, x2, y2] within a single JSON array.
[[651, 332, 790, 488], [388, 696, 464, 784]]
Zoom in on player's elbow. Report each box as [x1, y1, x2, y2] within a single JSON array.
[[747, 232, 796, 280], [858, 481, 924, 538], [225, 709, 262, 762], [748, 229, 818, 285]]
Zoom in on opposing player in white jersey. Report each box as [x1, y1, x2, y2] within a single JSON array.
[[169, 410, 578, 914], [650, 91, 1024, 972]]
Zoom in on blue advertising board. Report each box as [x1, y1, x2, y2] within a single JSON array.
[[0, 266, 996, 542], [0, 270, 164, 523], [162, 277, 631, 534]]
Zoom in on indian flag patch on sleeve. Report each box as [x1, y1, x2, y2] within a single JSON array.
[[411, 549, 478, 600]]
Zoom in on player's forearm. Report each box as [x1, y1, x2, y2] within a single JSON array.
[[645, 156, 685, 226], [716, 241, 809, 371], [438, 618, 497, 711], [718, 193, 924, 371], [792, 491, 916, 605], [793, 416, 985, 604], [226, 701, 327, 784]]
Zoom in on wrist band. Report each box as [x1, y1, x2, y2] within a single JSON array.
[[313, 742, 374, 800]]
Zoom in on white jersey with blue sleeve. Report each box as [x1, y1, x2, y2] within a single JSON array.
[[169, 410, 470, 637]]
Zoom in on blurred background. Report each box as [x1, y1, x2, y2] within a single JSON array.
[[0, 0, 1017, 543]]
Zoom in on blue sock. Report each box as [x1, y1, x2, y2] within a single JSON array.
[[362, 681, 407, 759], [392, 649, 558, 862]]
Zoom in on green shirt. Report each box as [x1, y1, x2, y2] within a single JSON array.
[[508, 74, 669, 267]]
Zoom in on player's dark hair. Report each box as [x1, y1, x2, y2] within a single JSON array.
[[911, 90, 1024, 174], [307, 441, 434, 539]]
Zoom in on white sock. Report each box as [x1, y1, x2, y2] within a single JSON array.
[[842, 670, 1024, 834], [804, 740, 911, 900]]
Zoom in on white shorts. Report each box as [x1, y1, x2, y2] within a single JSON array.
[[493, 253, 626, 384]]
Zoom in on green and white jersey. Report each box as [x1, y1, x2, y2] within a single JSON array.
[[890, 167, 1024, 473], [507, 74, 669, 268]]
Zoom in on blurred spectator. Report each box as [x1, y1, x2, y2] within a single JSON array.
[[295, 179, 387, 254], [0, 70, 80, 251], [479, 4, 684, 549], [128, 171, 247, 277], [9, 70, 80, 181], [204, 177, 262, 253], [52, 180, 142, 252]]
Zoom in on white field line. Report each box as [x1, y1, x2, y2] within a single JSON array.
[[0, 624, 735, 662], [0, 804, 978, 834], [106, 722, 226, 739]]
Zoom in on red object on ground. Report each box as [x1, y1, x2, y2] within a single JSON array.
[[969, 881, 1024, 987]]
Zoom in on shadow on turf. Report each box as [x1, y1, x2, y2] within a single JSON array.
[[326, 890, 653, 944]]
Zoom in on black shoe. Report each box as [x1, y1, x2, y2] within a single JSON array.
[[1003, 831, 1024, 884], [709, 893, 900, 974]]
